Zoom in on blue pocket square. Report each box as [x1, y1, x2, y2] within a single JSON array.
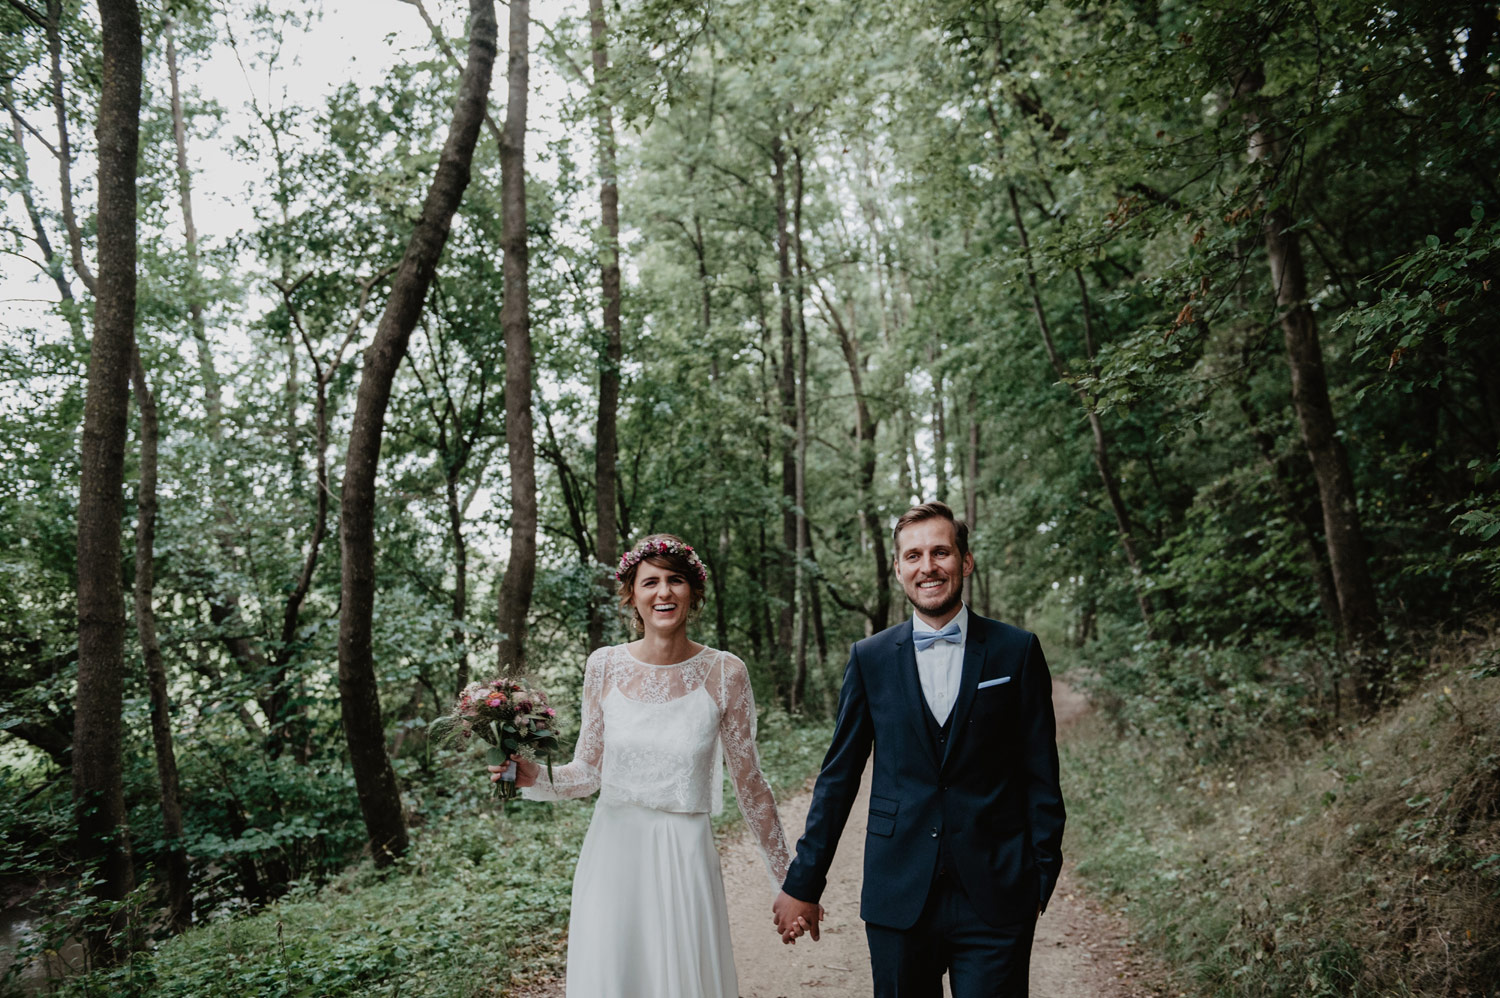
[[977, 676, 1012, 689]]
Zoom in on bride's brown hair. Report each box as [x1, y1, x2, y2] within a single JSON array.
[[616, 533, 709, 630]]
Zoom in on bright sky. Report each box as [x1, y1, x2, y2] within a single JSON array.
[[1, 0, 580, 345], [0, 0, 588, 567]]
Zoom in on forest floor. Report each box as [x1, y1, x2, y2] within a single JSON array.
[[507, 680, 1170, 998]]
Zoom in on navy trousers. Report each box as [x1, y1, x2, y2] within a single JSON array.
[[865, 872, 1036, 998]]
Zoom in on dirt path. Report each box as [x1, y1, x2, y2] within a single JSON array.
[[511, 680, 1164, 997]]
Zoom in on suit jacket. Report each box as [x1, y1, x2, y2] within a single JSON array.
[[781, 613, 1065, 930]]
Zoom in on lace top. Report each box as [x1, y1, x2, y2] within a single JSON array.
[[522, 643, 791, 888]]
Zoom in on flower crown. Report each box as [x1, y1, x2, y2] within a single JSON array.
[[615, 537, 709, 585]]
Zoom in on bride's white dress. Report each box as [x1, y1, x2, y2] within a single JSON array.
[[521, 643, 790, 998]]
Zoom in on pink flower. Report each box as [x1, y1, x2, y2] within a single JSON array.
[[487, 697, 504, 708], [545, 707, 556, 718]]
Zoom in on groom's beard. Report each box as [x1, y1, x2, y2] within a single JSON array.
[[906, 582, 962, 620]]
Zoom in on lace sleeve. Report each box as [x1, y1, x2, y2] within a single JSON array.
[[521, 647, 606, 801], [716, 652, 791, 890]]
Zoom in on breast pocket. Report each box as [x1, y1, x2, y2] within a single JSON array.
[[867, 794, 899, 838], [971, 675, 1017, 724]]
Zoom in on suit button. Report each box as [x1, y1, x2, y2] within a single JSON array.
[[941, 785, 948, 792], [930, 827, 939, 838]]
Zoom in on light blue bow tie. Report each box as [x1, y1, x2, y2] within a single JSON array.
[[913, 620, 962, 651]]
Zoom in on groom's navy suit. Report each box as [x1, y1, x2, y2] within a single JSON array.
[[781, 611, 1065, 994]]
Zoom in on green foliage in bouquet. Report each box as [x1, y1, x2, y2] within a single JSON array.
[[432, 678, 560, 799]]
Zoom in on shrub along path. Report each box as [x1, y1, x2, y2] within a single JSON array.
[[510, 679, 1168, 998]]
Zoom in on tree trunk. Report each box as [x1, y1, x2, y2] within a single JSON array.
[[1235, 64, 1382, 685], [48, 0, 94, 293], [169, 17, 300, 748], [772, 134, 797, 688], [791, 145, 810, 712], [495, 0, 536, 672], [694, 215, 715, 376], [1004, 180, 1155, 633], [165, 20, 218, 426], [930, 342, 948, 503], [588, 0, 621, 655], [130, 349, 191, 932], [267, 353, 333, 759], [338, 0, 496, 866], [4, 83, 85, 348], [804, 520, 828, 667], [73, 0, 141, 961], [824, 294, 889, 633], [448, 474, 471, 691], [1238, 381, 1343, 638], [963, 400, 979, 607], [714, 523, 731, 650]]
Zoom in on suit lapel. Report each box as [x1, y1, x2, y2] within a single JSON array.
[[892, 622, 941, 772], [941, 614, 989, 770]]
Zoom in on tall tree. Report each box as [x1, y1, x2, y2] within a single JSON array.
[[1234, 61, 1382, 684], [495, 0, 536, 671], [338, 0, 497, 865], [72, 0, 141, 960], [589, 0, 622, 653], [165, 18, 217, 424], [1004, 179, 1156, 634], [405, 310, 492, 694], [962, 396, 979, 607], [791, 143, 811, 710], [771, 132, 797, 687], [819, 289, 889, 634], [130, 349, 190, 932]]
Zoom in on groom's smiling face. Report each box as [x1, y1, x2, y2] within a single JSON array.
[[894, 517, 974, 623]]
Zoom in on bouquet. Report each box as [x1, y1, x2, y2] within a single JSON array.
[[436, 677, 561, 800]]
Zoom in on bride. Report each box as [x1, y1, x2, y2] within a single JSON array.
[[493, 534, 803, 996]]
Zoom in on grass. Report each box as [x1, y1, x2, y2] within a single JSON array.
[[1062, 628, 1500, 997], [23, 711, 832, 998]]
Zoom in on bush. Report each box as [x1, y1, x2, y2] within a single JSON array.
[[1063, 625, 1500, 997], [20, 709, 832, 998]]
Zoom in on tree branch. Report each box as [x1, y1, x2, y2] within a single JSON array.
[[45, 0, 95, 296], [1, 93, 59, 158], [4, 0, 44, 27], [397, 0, 508, 154]]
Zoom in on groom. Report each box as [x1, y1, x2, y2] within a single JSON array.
[[773, 501, 1065, 996]]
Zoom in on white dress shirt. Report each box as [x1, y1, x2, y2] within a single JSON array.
[[912, 604, 968, 725]]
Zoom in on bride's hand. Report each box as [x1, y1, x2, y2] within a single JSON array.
[[487, 754, 541, 787]]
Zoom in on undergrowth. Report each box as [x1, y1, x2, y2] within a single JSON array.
[[1064, 624, 1500, 997], [10, 713, 831, 998]]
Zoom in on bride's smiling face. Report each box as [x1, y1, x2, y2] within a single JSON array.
[[631, 560, 692, 634]]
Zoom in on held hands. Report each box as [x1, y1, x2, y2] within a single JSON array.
[[488, 754, 540, 787], [772, 890, 825, 945]]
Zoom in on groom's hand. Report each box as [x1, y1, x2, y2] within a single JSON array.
[[772, 891, 823, 944]]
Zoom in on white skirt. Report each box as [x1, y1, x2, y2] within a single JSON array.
[[564, 800, 737, 998]]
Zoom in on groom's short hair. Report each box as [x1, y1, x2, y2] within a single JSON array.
[[893, 501, 969, 560]]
